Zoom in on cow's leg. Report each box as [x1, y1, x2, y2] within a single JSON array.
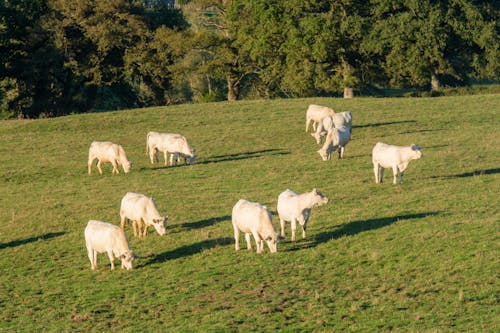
[[164, 150, 168, 166], [392, 165, 399, 184], [111, 160, 119, 174], [132, 220, 139, 237], [142, 223, 149, 237], [400, 172, 404, 184], [245, 233, 252, 251], [88, 157, 94, 175], [107, 251, 115, 270], [379, 167, 384, 183], [291, 219, 297, 241], [120, 215, 126, 230], [251, 231, 263, 253], [373, 163, 379, 183], [302, 221, 307, 239], [233, 224, 240, 251], [86, 246, 95, 270], [97, 160, 103, 174], [280, 218, 286, 238], [339, 146, 345, 159]]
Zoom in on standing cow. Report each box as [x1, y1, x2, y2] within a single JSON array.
[[312, 111, 353, 144], [231, 199, 281, 254], [84, 220, 136, 270], [120, 192, 168, 237], [88, 141, 131, 175], [372, 142, 423, 184], [305, 104, 335, 132], [146, 131, 196, 166], [277, 189, 329, 241], [317, 126, 351, 161]]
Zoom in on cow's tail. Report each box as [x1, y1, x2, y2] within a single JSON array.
[[146, 132, 150, 155]]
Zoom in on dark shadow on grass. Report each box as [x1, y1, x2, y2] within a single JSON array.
[[148, 237, 233, 263], [288, 212, 439, 251], [199, 149, 290, 165], [177, 215, 231, 230], [398, 128, 446, 134], [432, 168, 500, 179], [354, 120, 416, 129], [0, 232, 66, 249]]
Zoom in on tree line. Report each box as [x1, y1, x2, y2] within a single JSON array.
[[1, 0, 498, 118]]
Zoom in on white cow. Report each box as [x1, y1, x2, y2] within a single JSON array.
[[317, 126, 351, 161], [231, 199, 281, 254], [305, 104, 335, 132], [88, 141, 131, 175], [277, 189, 329, 241], [84, 220, 136, 270], [372, 142, 423, 184], [120, 192, 168, 237], [312, 111, 353, 144], [146, 131, 196, 166]]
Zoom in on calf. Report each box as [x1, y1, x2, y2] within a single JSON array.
[[231, 199, 281, 254], [277, 189, 329, 241], [317, 126, 351, 161], [372, 142, 423, 184], [88, 141, 131, 175], [305, 104, 335, 132], [120, 192, 168, 237], [146, 131, 196, 166], [84, 220, 136, 270]]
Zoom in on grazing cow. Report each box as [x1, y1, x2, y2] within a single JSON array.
[[305, 104, 335, 132], [317, 126, 351, 161], [277, 189, 329, 241], [88, 141, 131, 175], [231, 199, 281, 254], [312, 111, 353, 144], [372, 142, 423, 184], [84, 220, 136, 270], [120, 192, 168, 237], [146, 131, 196, 166]]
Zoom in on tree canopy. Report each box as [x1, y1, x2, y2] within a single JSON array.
[[0, 0, 498, 118]]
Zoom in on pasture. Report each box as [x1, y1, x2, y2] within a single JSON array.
[[0, 95, 498, 332]]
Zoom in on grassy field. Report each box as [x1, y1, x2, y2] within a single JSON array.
[[0, 95, 498, 332]]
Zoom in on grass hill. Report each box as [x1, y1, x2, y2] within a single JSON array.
[[0, 95, 498, 331]]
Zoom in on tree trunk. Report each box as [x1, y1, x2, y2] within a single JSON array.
[[431, 72, 440, 92], [227, 75, 239, 101], [343, 87, 354, 98]]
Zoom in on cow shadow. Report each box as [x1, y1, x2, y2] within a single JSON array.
[[288, 212, 439, 251], [176, 215, 232, 230], [199, 149, 290, 165], [147, 237, 233, 263], [354, 120, 417, 129], [0, 232, 66, 249], [433, 168, 500, 179]]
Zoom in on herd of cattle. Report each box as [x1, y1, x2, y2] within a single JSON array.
[[84, 104, 423, 270]]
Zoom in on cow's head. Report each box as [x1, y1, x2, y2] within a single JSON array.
[[411, 144, 423, 159], [122, 160, 132, 173], [120, 250, 136, 270], [265, 233, 283, 253], [311, 188, 329, 207], [152, 215, 168, 236], [317, 148, 330, 161]]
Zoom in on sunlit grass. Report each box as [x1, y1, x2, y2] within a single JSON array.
[[0, 95, 499, 331]]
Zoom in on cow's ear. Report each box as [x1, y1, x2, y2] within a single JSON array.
[[265, 236, 273, 241], [278, 235, 285, 241]]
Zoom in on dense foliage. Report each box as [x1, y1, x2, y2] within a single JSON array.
[[0, 0, 498, 117]]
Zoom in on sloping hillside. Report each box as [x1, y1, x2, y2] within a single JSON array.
[[0, 95, 498, 331]]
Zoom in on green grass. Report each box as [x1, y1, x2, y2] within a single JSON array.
[[0, 95, 499, 332]]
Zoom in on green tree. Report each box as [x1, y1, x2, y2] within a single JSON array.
[[363, 0, 499, 92], [0, 0, 68, 118]]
